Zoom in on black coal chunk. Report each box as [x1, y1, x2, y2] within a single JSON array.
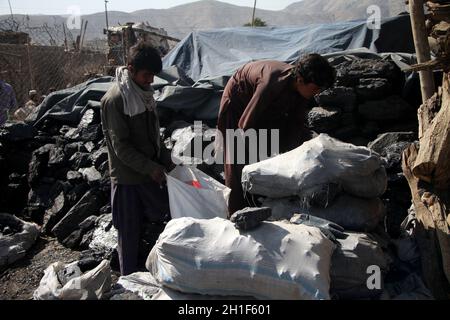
[[356, 78, 392, 101], [307, 106, 342, 133], [78, 167, 102, 186], [0, 122, 37, 143], [48, 146, 67, 169], [230, 207, 272, 231], [28, 144, 55, 187], [336, 59, 400, 88], [368, 132, 417, 171], [316, 86, 357, 112], [91, 147, 109, 169], [358, 96, 412, 121], [69, 152, 92, 170], [66, 170, 84, 184], [42, 191, 70, 234], [64, 142, 87, 159], [52, 189, 105, 243]]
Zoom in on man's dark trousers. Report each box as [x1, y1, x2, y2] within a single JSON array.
[[111, 181, 170, 275]]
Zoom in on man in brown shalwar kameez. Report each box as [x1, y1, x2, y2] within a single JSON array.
[[217, 54, 336, 215]]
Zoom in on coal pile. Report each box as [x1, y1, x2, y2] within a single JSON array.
[[0, 107, 221, 271], [311, 58, 419, 146], [308, 58, 421, 240], [367, 132, 418, 238], [0, 107, 114, 265]]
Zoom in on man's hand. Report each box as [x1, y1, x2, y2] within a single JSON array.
[[150, 165, 167, 186]]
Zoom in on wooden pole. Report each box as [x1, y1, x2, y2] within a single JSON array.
[[8, 0, 14, 23], [409, 0, 436, 103], [80, 20, 88, 51], [251, 0, 257, 27], [104, 0, 109, 31], [62, 23, 68, 51], [77, 19, 84, 51], [402, 144, 450, 299], [26, 38, 35, 90], [413, 75, 450, 187]]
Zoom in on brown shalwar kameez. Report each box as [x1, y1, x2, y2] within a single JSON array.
[[217, 60, 312, 215]]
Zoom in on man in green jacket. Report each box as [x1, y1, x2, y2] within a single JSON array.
[[101, 42, 173, 275]]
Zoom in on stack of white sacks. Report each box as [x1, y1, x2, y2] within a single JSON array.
[[242, 133, 387, 231], [113, 134, 390, 300], [242, 133, 390, 298]]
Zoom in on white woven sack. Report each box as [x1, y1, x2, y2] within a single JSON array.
[[146, 217, 335, 300], [166, 166, 230, 219]]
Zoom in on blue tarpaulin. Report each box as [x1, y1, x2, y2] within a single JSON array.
[[30, 15, 416, 126], [163, 14, 414, 81]]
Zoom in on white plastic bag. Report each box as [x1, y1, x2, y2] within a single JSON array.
[[166, 166, 231, 219], [33, 260, 112, 300], [115, 272, 161, 300], [146, 217, 336, 300], [0, 213, 40, 268], [242, 134, 387, 200]]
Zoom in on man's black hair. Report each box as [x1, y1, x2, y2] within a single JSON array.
[[294, 53, 336, 89], [127, 42, 162, 74]]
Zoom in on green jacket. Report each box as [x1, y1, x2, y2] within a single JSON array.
[[101, 82, 170, 185]]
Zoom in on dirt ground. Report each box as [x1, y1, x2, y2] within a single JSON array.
[[0, 236, 81, 300]]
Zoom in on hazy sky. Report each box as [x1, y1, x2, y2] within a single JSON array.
[[1, 0, 304, 15]]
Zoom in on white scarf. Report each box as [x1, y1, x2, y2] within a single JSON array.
[[115, 66, 157, 117]]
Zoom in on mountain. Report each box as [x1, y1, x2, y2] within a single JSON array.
[[0, 0, 408, 44], [284, 0, 407, 22]]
